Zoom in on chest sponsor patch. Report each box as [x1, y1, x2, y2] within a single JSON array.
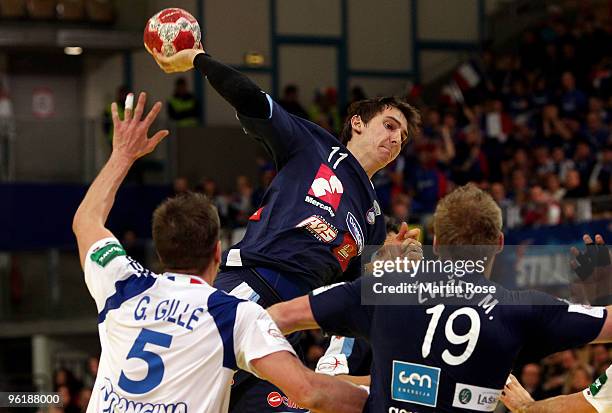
[[391, 361, 440, 407], [452, 383, 501, 411], [346, 212, 364, 254], [90, 243, 126, 267], [307, 164, 344, 212], [296, 215, 338, 243]]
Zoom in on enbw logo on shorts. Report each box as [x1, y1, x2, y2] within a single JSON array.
[[391, 361, 440, 407]]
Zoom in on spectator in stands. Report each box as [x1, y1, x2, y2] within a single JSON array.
[[582, 111, 610, 148], [565, 365, 593, 394], [507, 169, 529, 206], [490, 182, 512, 209], [523, 185, 560, 227], [520, 363, 546, 401], [551, 146, 574, 182], [172, 176, 190, 196], [531, 75, 552, 108], [198, 177, 229, 226], [167, 77, 199, 127], [229, 175, 254, 230], [57, 385, 79, 413], [279, 84, 308, 119], [506, 78, 532, 120], [83, 356, 98, 389], [573, 141, 596, 191], [407, 143, 448, 214], [591, 344, 611, 378], [540, 104, 572, 145], [564, 169, 588, 198], [121, 229, 146, 264], [344, 85, 367, 116], [544, 172, 566, 201], [589, 144, 611, 195], [533, 146, 555, 178], [390, 193, 410, 223], [559, 71, 587, 119], [78, 388, 91, 413], [452, 126, 488, 184], [308, 87, 341, 135]]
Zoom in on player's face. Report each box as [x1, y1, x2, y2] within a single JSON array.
[[361, 107, 408, 169]]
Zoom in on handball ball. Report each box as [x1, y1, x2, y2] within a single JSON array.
[[144, 8, 202, 57]]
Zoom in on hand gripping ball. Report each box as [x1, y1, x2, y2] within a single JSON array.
[[144, 8, 202, 57]]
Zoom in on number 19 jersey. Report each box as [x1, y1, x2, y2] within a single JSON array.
[[309, 275, 607, 413], [84, 237, 295, 413]]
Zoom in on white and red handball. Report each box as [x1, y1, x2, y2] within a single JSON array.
[[144, 8, 202, 57]]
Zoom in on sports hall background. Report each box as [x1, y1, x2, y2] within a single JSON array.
[[0, 0, 610, 412]]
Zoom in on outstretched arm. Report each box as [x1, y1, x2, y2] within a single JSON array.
[[251, 351, 368, 413], [500, 374, 596, 413], [153, 48, 269, 119], [73, 92, 168, 268], [268, 295, 319, 335]]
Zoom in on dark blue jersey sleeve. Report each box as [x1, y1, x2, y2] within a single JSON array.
[[309, 278, 372, 339], [237, 98, 311, 169], [523, 290, 607, 357]]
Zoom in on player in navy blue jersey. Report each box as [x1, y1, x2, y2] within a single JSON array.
[[269, 184, 612, 413], [154, 49, 422, 412]]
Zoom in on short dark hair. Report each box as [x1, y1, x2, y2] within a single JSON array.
[[152, 192, 219, 272], [339, 97, 421, 146]]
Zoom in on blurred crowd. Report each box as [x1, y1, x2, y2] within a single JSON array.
[[504, 344, 612, 412], [167, 9, 611, 240], [42, 356, 98, 413], [51, 6, 610, 411]]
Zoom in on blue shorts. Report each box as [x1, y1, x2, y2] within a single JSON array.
[[214, 267, 310, 413]]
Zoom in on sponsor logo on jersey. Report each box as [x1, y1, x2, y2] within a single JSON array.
[[100, 377, 187, 412], [249, 206, 264, 221], [316, 354, 348, 375], [267, 392, 283, 408], [257, 320, 287, 346], [391, 361, 440, 407], [452, 383, 501, 411], [346, 212, 364, 254], [266, 391, 303, 409], [590, 372, 608, 396], [388, 407, 417, 413], [307, 164, 344, 212], [91, 243, 126, 267], [366, 200, 382, 225], [296, 215, 338, 243], [333, 233, 358, 271]]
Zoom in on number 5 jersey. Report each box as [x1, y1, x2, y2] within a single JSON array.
[[84, 237, 295, 413]]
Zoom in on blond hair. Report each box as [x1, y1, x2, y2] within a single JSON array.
[[434, 183, 502, 247]]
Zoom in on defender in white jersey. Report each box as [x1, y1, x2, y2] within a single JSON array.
[[73, 92, 367, 413]]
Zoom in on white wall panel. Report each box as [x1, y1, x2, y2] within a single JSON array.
[[349, 77, 411, 99], [83, 54, 123, 119], [348, 0, 412, 71], [205, 0, 270, 66], [277, 0, 341, 36], [418, 0, 478, 41], [206, 73, 271, 126], [279, 45, 337, 110], [419, 50, 466, 83]]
